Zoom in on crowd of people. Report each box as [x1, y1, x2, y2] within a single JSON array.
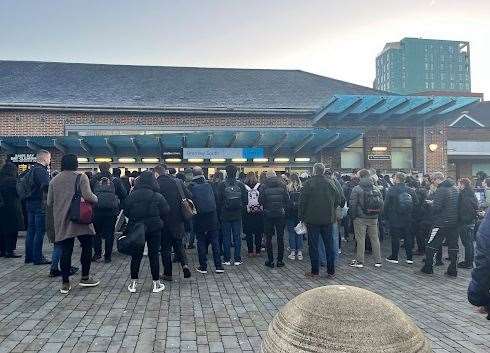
[[0, 149, 488, 318]]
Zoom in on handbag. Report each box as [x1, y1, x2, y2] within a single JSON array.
[[68, 174, 93, 225], [175, 178, 197, 221]]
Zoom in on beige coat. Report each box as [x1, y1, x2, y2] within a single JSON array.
[[47, 171, 98, 242]]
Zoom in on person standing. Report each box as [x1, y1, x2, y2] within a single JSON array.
[[47, 154, 100, 294], [154, 164, 192, 280], [0, 162, 23, 258], [218, 165, 247, 266], [259, 171, 290, 268], [421, 172, 460, 277], [457, 178, 479, 269], [299, 163, 341, 278], [211, 171, 225, 256], [243, 172, 264, 257], [287, 173, 303, 260], [123, 171, 169, 293], [349, 169, 383, 269], [23, 150, 51, 265], [384, 172, 419, 265], [189, 167, 224, 274], [90, 162, 127, 263]]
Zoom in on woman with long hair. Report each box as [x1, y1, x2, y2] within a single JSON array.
[[243, 172, 264, 256], [457, 177, 479, 269], [287, 173, 303, 260]]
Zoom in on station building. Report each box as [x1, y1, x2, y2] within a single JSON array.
[[0, 61, 479, 176]]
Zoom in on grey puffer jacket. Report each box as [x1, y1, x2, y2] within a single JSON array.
[[349, 177, 383, 220]]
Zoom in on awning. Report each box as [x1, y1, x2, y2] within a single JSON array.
[[313, 95, 479, 126], [0, 128, 362, 157]]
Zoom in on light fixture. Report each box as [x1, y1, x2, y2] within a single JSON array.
[[232, 158, 247, 163], [210, 158, 226, 163], [142, 158, 160, 164], [253, 158, 269, 163], [274, 157, 290, 163], [94, 157, 112, 163], [371, 146, 388, 152], [295, 157, 311, 163], [428, 143, 439, 152], [188, 158, 204, 163], [77, 157, 89, 163], [118, 158, 136, 163], [165, 158, 182, 163]]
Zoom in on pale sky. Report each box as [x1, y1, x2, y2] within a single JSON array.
[[1, 0, 489, 97]]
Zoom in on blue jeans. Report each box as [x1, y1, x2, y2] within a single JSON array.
[[197, 230, 222, 270], [307, 223, 334, 275], [222, 220, 242, 262], [287, 219, 303, 252], [319, 223, 339, 266], [51, 243, 63, 271], [25, 200, 46, 264]]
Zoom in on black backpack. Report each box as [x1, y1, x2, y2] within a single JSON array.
[[397, 191, 414, 215], [191, 182, 217, 214], [223, 181, 242, 211], [16, 169, 35, 200], [362, 187, 383, 216], [94, 177, 119, 210]]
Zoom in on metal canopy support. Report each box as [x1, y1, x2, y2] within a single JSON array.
[[26, 139, 41, 152], [205, 134, 213, 148], [314, 133, 341, 154], [182, 135, 187, 148], [334, 133, 363, 151], [252, 132, 264, 147], [312, 96, 339, 124], [328, 97, 364, 122], [53, 139, 67, 154], [418, 99, 458, 123], [0, 140, 15, 154], [271, 134, 288, 156], [130, 137, 140, 155], [79, 139, 92, 155], [374, 98, 411, 123], [355, 98, 387, 121], [227, 133, 238, 148], [294, 133, 315, 154], [105, 138, 117, 155], [156, 136, 165, 156], [391, 99, 434, 122]]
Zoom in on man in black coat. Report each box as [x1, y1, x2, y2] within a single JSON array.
[[384, 172, 419, 265], [154, 164, 192, 280], [421, 172, 460, 277]]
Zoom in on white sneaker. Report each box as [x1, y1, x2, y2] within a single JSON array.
[[386, 257, 399, 264], [297, 251, 303, 261], [195, 267, 208, 274], [350, 260, 364, 268], [222, 261, 232, 266], [374, 263, 382, 268], [128, 280, 137, 293], [234, 261, 243, 266], [406, 259, 414, 264], [215, 268, 225, 274], [152, 280, 165, 293], [288, 251, 296, 260]]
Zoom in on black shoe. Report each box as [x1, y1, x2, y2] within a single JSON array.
[[104, 258, 111, 264], [183, 266, 191, 278], [0, 252, 5, 257], [160, 275, 173, 282], [420, 266, 433, 275], [34, 258, 52, 265], [5, 252, 22, 258], [435, 261, 444, 266], [264, 261, 274, 268], [92, 255, 102, 263], [69, 266, 79, 276], [276, 261, 285, 268], [445, 270, 458, 277], [172, 257, 180, 263], [458, 261, 473, 269], [49, 269, 62, 277]]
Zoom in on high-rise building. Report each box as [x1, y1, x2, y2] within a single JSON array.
[[374, 37, 471, 94]]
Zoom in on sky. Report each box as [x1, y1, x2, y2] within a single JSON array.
[[1, 0, 490, 97]]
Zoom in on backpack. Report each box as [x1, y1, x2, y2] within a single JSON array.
[[223, 181, 243, 211], [361, 187, 383, 216], [94, 177, 119, 210], [191, 182, 217, 214], [16, 169, 35, 200], [397, 191, 414, 215], [245, 184, 262, 213]]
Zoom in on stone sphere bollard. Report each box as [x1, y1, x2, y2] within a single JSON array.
[[260, 285, 431, 353]]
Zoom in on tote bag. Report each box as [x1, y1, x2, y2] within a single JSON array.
[[68, 174, 93, 225]]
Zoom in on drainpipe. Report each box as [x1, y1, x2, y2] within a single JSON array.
[[422, 122, 427, 174]]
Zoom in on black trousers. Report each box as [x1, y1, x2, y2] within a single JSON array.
[[161, 223, 187, 277], [58, 235, 93, 283], [459, 224, 475, 265], [390, 226, 413, 260], [415, 222, 431, 252], [0, 231, 18, 255], [264, 217, 285, 263], [131, 230, 161, 281], [425, 226, 459, 272], [93, 212, 117, 260]]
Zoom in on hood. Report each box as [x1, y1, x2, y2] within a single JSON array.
[[266, 176, 284, 188], [134, 171, 159, 191], [439, 179, 455, 188], [359, 177, 373, 188], [192, 175, 206, 183]]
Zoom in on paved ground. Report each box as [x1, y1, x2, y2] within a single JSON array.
[[0, 236, 488, 353]]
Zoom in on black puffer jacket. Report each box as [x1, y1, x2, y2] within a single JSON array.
[[259, 177, 290, 219], [431, 179, 459, 228], [0, 175, 24, 233], [459, 187, 478, 225], [123, 172, 170, 233]]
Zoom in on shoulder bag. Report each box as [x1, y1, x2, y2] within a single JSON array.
[[68, 174, 94, 225], [175, 178, 197, 221]]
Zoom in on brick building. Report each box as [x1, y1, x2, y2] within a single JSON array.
[[0, 61, 478, 175]]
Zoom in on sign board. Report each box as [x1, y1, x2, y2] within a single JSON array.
[[368, 154, 391, 161], [183, 148, 264, 159], [10, 153, 37, 163]]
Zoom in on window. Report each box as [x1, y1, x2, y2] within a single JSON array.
[[391, 139, 413, 170], [341, 139, 364, 169]]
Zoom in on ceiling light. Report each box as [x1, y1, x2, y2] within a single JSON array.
[[142, 158, 160, 163], [274, 158, 290, 163], [371, 146, 388, 152], [77, 157, 89, 163], [253, 158, 269, 163], [232, 158, 247, 163], [295, 157, 311, 162], [188, 158, 204, 163], [94, 157, 112, 163], [210, 158, 226, 163], [165, 158, 182, 163], [118, 158, 136, 163]]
